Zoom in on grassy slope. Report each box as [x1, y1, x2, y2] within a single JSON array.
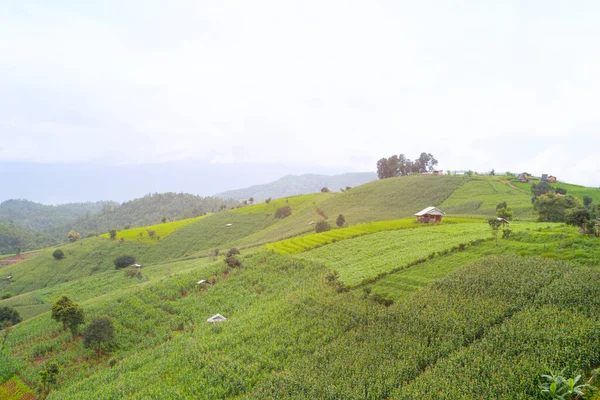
[[440, 176, 534, 218], [3, 175, 600, 398], [99, 215, 208, 243]]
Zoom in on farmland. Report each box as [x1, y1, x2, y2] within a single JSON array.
[[266, 217, 481, 255], [1, 174, 600, 399], [99, 215, 208, 243], [298, 222, 497, 285]]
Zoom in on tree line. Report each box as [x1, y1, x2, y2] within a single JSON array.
[[376, 153, 438, 179]]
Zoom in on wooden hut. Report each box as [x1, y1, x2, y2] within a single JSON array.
[[415, 207, 446, 223]]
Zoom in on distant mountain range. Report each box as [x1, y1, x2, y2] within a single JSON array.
[[214, 172, 378, 201]]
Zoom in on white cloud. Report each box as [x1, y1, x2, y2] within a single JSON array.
[[0, 0, 599, 186]]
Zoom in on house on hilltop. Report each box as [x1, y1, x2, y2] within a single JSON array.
[[541, 174, 548, 182], [415, 207, 446, 223], [548, 175, 557, 183], [518, 172, 530, 183]]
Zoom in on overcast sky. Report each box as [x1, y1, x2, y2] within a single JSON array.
[[1, 1, 599, 186]]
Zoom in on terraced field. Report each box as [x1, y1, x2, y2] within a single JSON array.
[[440, 177, 534, 218], [99, 215, 209, 243], [266, 217, 482, 254], [298, 222, 493, 285]]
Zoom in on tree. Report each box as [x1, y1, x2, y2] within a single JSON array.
[[226, 248, 240, 257], [84, 317, 115, 354], [249, 197, 254, 205], [490, 169, 495, 176], [51, 296, 83, 335], [534, 194, 578, 223], [161, 216, 167, 223], [147, 229, 156, 239], [376, 155, 400, 179], [109, 230, 117, 240], [416, 152, 438, 173], [336, 214, 346, 227], [315, 221, 331, 233], [345, 186, 352, 191], [52, 249, 65, 260], [584, 196, 593, 208], [531, 181, 553, 197], [496, 202, 507, 211], [496, 206, 514, 221], [66, 231, 80, 243], [0, 306, 22, 326], [39, 361, 60, 398], [265, 198, 272, 204], [61, 305, 84, 337], [274, 206, 292, 219], [488, 218, 502, 246], [565, 206, 591, 230], [555, 187, 567, 195], [321, 187, 330, 193], [114, 255, 136, 269]]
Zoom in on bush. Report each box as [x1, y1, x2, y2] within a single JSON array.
[[0, 306, 21, 326], [275, 206, 292, 219], [114, 255, 136, 269], [265, 198, 272, 204], [1, 292, 12, 300], [224, 256, 241, 268], [52, 249, 65, 260], [336, 214, 346, 227], [226, 248, 240, 257], [84, 317, 115, 353], [66, 231, 80, 242], [124, 269, 138, 278], [315, 221, 331, 233]]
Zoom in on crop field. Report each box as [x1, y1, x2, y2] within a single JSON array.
[[298, 222, 495, 285], [229, 193, 335, 214], [266, 217, 482, 255], [0, 376, 36, 400], [249, 256, 600, 399], [317, 175, 467, 224], [440, 177, 534, 218], [3, 175, 600, 398], [99, 215, 208, 243], [365, 249, 485, 301]]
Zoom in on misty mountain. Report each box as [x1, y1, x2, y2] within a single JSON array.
[[214, 172, 378, 201], [0, 161, 349, 204]]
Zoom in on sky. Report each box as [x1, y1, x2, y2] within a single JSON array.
[[1, 0, 599, 187]]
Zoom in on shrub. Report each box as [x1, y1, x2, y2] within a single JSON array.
[[114, 255, 136, 269], [109, 230, 117, 240], [66, 231, 80, 242], [315, 221, 331, 233], [336, 214, 346, 227], [265, 198, 272, 204], [1, 292, 12, 300], [0, 306, 21, 326], [275, 206, 292, 219], [226, 248, 240, 258], [52, 249, 65, 260], [84, 317, 115, 354], [225, 256, 241, 268]]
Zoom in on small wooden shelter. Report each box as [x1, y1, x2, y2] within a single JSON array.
[[207, 314, 227, 323], [415, 207, 446, 223]]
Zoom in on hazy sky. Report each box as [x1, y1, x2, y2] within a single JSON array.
[[1, 1, 599, 186]]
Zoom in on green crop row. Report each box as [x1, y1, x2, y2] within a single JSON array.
[[298, 222, 493, 285], [266, 217, 482, 255]]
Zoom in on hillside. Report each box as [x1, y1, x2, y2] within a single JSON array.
[[214, 172, 377, 201], [0, 194, 239, 255], [1, 174, 600, 399]]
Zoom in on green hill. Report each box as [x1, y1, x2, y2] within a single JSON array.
[[1, 174, 600, 399]]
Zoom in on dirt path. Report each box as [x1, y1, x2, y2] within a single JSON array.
[[0, 252, 39, 268]]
